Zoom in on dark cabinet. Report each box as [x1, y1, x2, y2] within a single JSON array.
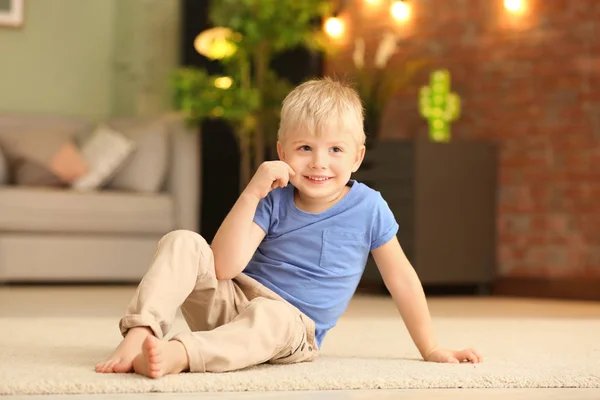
[[353, 138, 498, 290]]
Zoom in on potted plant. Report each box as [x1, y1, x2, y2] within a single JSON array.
[[351, 32, 428, 147], [171, 0, 332, 190]]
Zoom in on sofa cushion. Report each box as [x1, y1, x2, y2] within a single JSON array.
[[0, 115, 92, 185], [0, 187, 174, 234], [48, 141, 90, 183], [0, 235, 158, 281], [104, 118, 169, 193], [13, 161, 66, 187], [71, 125, 135, 191]]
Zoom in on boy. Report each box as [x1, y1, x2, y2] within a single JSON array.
[[96, 77, 482, 378]]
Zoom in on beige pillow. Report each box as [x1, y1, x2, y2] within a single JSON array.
[[13, 160, 66, 187], [9, 140, 89, 185], [0, 115, 92, 185], [105, 118, 169, 193], [71, 125, 135, 191]]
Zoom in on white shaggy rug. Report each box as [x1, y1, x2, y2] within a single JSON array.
[[0, 314, 599, 395]]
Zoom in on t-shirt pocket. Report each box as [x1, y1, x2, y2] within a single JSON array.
[[319, 229, 368, 276]]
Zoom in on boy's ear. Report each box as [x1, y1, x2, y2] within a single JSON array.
[[352, 145, 366, 173], [276, 141, 285, 161]]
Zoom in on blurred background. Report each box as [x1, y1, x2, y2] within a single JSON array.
[[0, 0, 598, 303]]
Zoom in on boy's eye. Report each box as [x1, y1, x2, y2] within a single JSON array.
[[299, 145, 311, 151], [331, 147, 342, 153]]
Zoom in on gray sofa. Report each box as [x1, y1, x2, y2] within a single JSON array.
[[0, 114, 200, 283]]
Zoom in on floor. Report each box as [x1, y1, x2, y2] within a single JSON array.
[[1, 285, 599, 400]]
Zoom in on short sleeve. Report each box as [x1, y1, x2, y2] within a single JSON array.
[[253, 191, 274, 234], [370, 193, 399, 250]]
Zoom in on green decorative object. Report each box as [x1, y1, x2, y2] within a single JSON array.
[[419, 69, 461, 142]]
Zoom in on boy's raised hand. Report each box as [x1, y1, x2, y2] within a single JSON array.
[[244, 161, 296, 200], [425, 347, 482, 364]]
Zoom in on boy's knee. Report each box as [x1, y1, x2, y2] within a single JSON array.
[[160, 230, 210, 253], [248, 298, 296, 332], [162, 229, 203, 240]]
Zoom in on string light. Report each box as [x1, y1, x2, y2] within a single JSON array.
[[504, 0, 524, 12], [322, 0, 527, 38], [324, 0, 411, 38], [324, 17, 344, 38], [391, 1, 410, 22]]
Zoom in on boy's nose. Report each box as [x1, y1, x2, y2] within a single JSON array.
[[310, 151, 327, 169]]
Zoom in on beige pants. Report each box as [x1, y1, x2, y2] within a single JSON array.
[[119, 230, 319, 372]]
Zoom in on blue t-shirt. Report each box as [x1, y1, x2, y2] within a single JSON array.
[[243, 180, 398, 348]]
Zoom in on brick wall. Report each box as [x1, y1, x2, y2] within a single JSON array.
[[325, 0, 600, 279]]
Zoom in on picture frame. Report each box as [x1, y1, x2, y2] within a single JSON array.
[[0, 0, 24, 28]]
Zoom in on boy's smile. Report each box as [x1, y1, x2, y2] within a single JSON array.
[[304, 175, 332, 184], [277, 130, 365, 212]]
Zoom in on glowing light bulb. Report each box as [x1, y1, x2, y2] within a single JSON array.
[[194, 27, 237, 60], [214, 76, 233, 89], [391, 1, 410, 22], [324, 17, 344, 38], [504, 0, 523, 12]]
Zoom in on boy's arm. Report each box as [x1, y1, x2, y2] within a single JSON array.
[[371, 237, 482, 363], [210, 193, 266, 280], [211, 161, 295, 280]]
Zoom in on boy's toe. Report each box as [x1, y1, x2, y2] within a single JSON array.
[[105, 360, 118, 373], [113, 360, 133, 373]]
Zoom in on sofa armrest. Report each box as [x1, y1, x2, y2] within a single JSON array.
[[163, 114, 201, 233]]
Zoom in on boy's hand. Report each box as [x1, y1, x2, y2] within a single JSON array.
[[424, 347, 482, 364], [244, 161, 296, 200]]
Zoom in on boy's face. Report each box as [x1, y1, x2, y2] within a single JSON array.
[[277, 129, 365, 201]]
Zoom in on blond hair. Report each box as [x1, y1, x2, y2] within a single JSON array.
[[278, 77, 365, 145]]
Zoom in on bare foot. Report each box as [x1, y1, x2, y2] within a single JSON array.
[[95, 326, 153, 373], [132, 335, 189, 379]]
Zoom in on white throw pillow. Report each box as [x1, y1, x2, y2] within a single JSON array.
[[71, 125, 135, 191]]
